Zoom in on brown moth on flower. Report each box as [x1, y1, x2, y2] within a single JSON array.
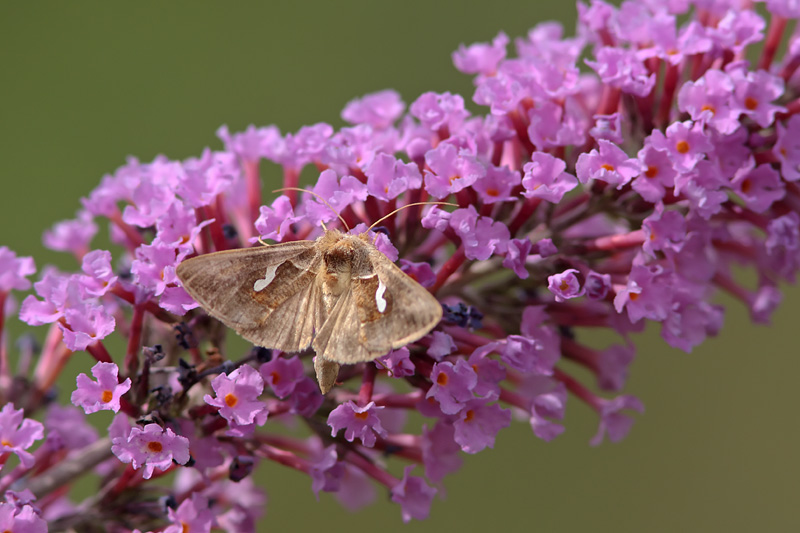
[[176, 197, 445, 394]]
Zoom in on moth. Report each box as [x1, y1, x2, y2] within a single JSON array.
[[176, 215, 443, 394]]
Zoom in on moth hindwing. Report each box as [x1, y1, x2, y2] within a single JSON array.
[[176, 228, 442, 366]]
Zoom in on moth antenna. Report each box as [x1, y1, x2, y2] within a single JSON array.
[[273, 187, 350, 232], [366, 202, 458, 233], [256, 236, 271, 247]]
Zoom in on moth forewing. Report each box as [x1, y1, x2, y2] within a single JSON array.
[[363, 248, 442, 350], [176, 240, 324, 351], [238, 273, 325, 352]]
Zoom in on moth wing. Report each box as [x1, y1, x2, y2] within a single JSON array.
[[240, 272, 325, 353], [359, 249, 443, 353], [313, 247, 442, 364], [312, 287, 376, 364], [176, 241, 325, 352]]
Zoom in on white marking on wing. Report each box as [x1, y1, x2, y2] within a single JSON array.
[[375, 280, 387, 313], [253, 265, 278, 292]]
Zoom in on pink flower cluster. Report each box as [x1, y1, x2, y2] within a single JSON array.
[[3, 1, 800, 531]]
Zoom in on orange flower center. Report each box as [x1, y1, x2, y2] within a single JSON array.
[[675, 140, 690, 154], [701, 104, 716, 115], [101, 389, 114, 403], [354, 411, 370, 421], [601, 163, 615, 172], [224, 393, 238, 408], [629, 292, 640, 302], [740, 178, 752, 194], [437, 372, 449, 386], [486, 187, 500, 197], [520, 97, 535, 111], [464, 410, 475, 422], [744, 97, 759, 110], [147, 441, 163, 453], [645, 165, 659, 179], [270, 371, 281, 384]]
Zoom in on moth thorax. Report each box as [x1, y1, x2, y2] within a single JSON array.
[[324, 243, 355, 274], [322, 243, 356, 298]]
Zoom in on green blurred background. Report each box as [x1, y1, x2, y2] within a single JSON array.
[[2, 2, 798, 531]]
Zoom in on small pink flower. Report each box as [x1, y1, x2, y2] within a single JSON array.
[[164, 493, 215, 533], [0, 404, 45, 468], [342, 89, 405, 129], [259, 355, 305, 399], [548, 268, 585, 302], [71, 362, 131, 414], [204, 364, 268, 426], [327, 401, 387, 448], [426, 360, 477, 415], [590, 395, 645, 446], [111, 424, 190, 479], [391, 466, 437, 523], [0, 247, 36, 293], [0, 502, 47, 533]]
